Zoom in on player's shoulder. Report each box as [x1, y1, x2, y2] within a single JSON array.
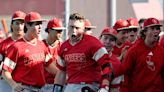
[[0, 37, 12, 44], [60, 39, 69, 48], [41, 39, 47, 45], [83, 34, 100, 43], [157, 44, 164, 52]]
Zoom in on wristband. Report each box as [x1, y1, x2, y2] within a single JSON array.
[[53, 84, 63, 92]]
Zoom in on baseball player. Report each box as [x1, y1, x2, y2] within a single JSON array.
[[84, 19, 96, 35], [126, 18, 139, 46], [112, 19, 130, 60], [99, 27, 122, 92], [118, 18, 140, 92], [41, 18, 65, 92], [0, 10, 26, 92], [2, 12, 57, 92], [115, 17, 164, 92], [53, 13, 113, 92]]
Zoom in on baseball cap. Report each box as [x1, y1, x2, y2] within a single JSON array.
[[47, 18, 66, 30], [113, 19, 130, 31], [100, 27, 117, 38], [143, 18, 162, 28], [25, 12, 46, 22], [12, 11, 26, 20], [127, 18, 139, 29], [84, 19, 96, 29]]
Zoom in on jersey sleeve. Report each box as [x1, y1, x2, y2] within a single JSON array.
[[0, 44, 4, 62], [90, 38, 113, 86], [115, 47, 136, 76], [0, 41, 6, 62], [3, 45, 18, 73], [55, 43, 66, 71]]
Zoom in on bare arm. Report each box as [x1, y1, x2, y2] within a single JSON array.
[[45, 61, 58, 75], [54, 69, 66, 85], [53, 69, 66, 92], [2, 70, 23, 92]]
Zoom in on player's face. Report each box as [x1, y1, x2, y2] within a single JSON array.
[[11, 19, 25, 36], [127, 28, 138, 43], [144, 26, 161, 44], [27, 21, 42, 39], [68, 20, 85, 40], [49, 29, 63, 40], [100, 34, 116, 52], [116, 30, 128, 44]]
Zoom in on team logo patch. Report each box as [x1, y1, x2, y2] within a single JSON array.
[[64, 48, 67, 51], [146, 52, 155, 71]]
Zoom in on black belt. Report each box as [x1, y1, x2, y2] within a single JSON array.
[[21, 83, 42, 89]]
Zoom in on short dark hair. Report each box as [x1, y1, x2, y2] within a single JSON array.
[[139, 28, 147, 39], [45, 28, 49, 33], [69, 13, 85, 21], [138, 18, 146, 24], [24, 22, 34, 33]]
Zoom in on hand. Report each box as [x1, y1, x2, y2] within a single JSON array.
[[12, 83, 24, 92], [98, 88, 108, 92]]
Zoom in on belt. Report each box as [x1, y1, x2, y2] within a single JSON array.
[[21, 83, 42, 89], [69, 81, 99, 85]]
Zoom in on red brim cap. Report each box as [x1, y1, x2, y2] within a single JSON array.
[[51, 27, 66, 30], [116, 27, 130, 30], [144, 24, 162, 28], [85, 26, 96, 29], [128, 26, 139, 29], [27, 19, 47, 22], [12, 18, 25, 20]]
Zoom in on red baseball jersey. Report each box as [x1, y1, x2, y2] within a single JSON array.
[[0, 38, 4, 43], [117, 39, 164, 92], [3, 38, 53, 87], [0, 37, 16, 73], [110, 53, 121, 89], [56, 34, 110, 83], [42, 39, 61, 84], [112, 43, 127, 57]]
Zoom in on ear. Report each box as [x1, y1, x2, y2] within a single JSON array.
[[143, 29, 148, 36], [25, 23, 30, 29]]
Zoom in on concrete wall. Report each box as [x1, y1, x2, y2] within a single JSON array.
[[70, 0, 136, 38]]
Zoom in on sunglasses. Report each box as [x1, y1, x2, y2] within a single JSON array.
[[129, 28, 138, 32]]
